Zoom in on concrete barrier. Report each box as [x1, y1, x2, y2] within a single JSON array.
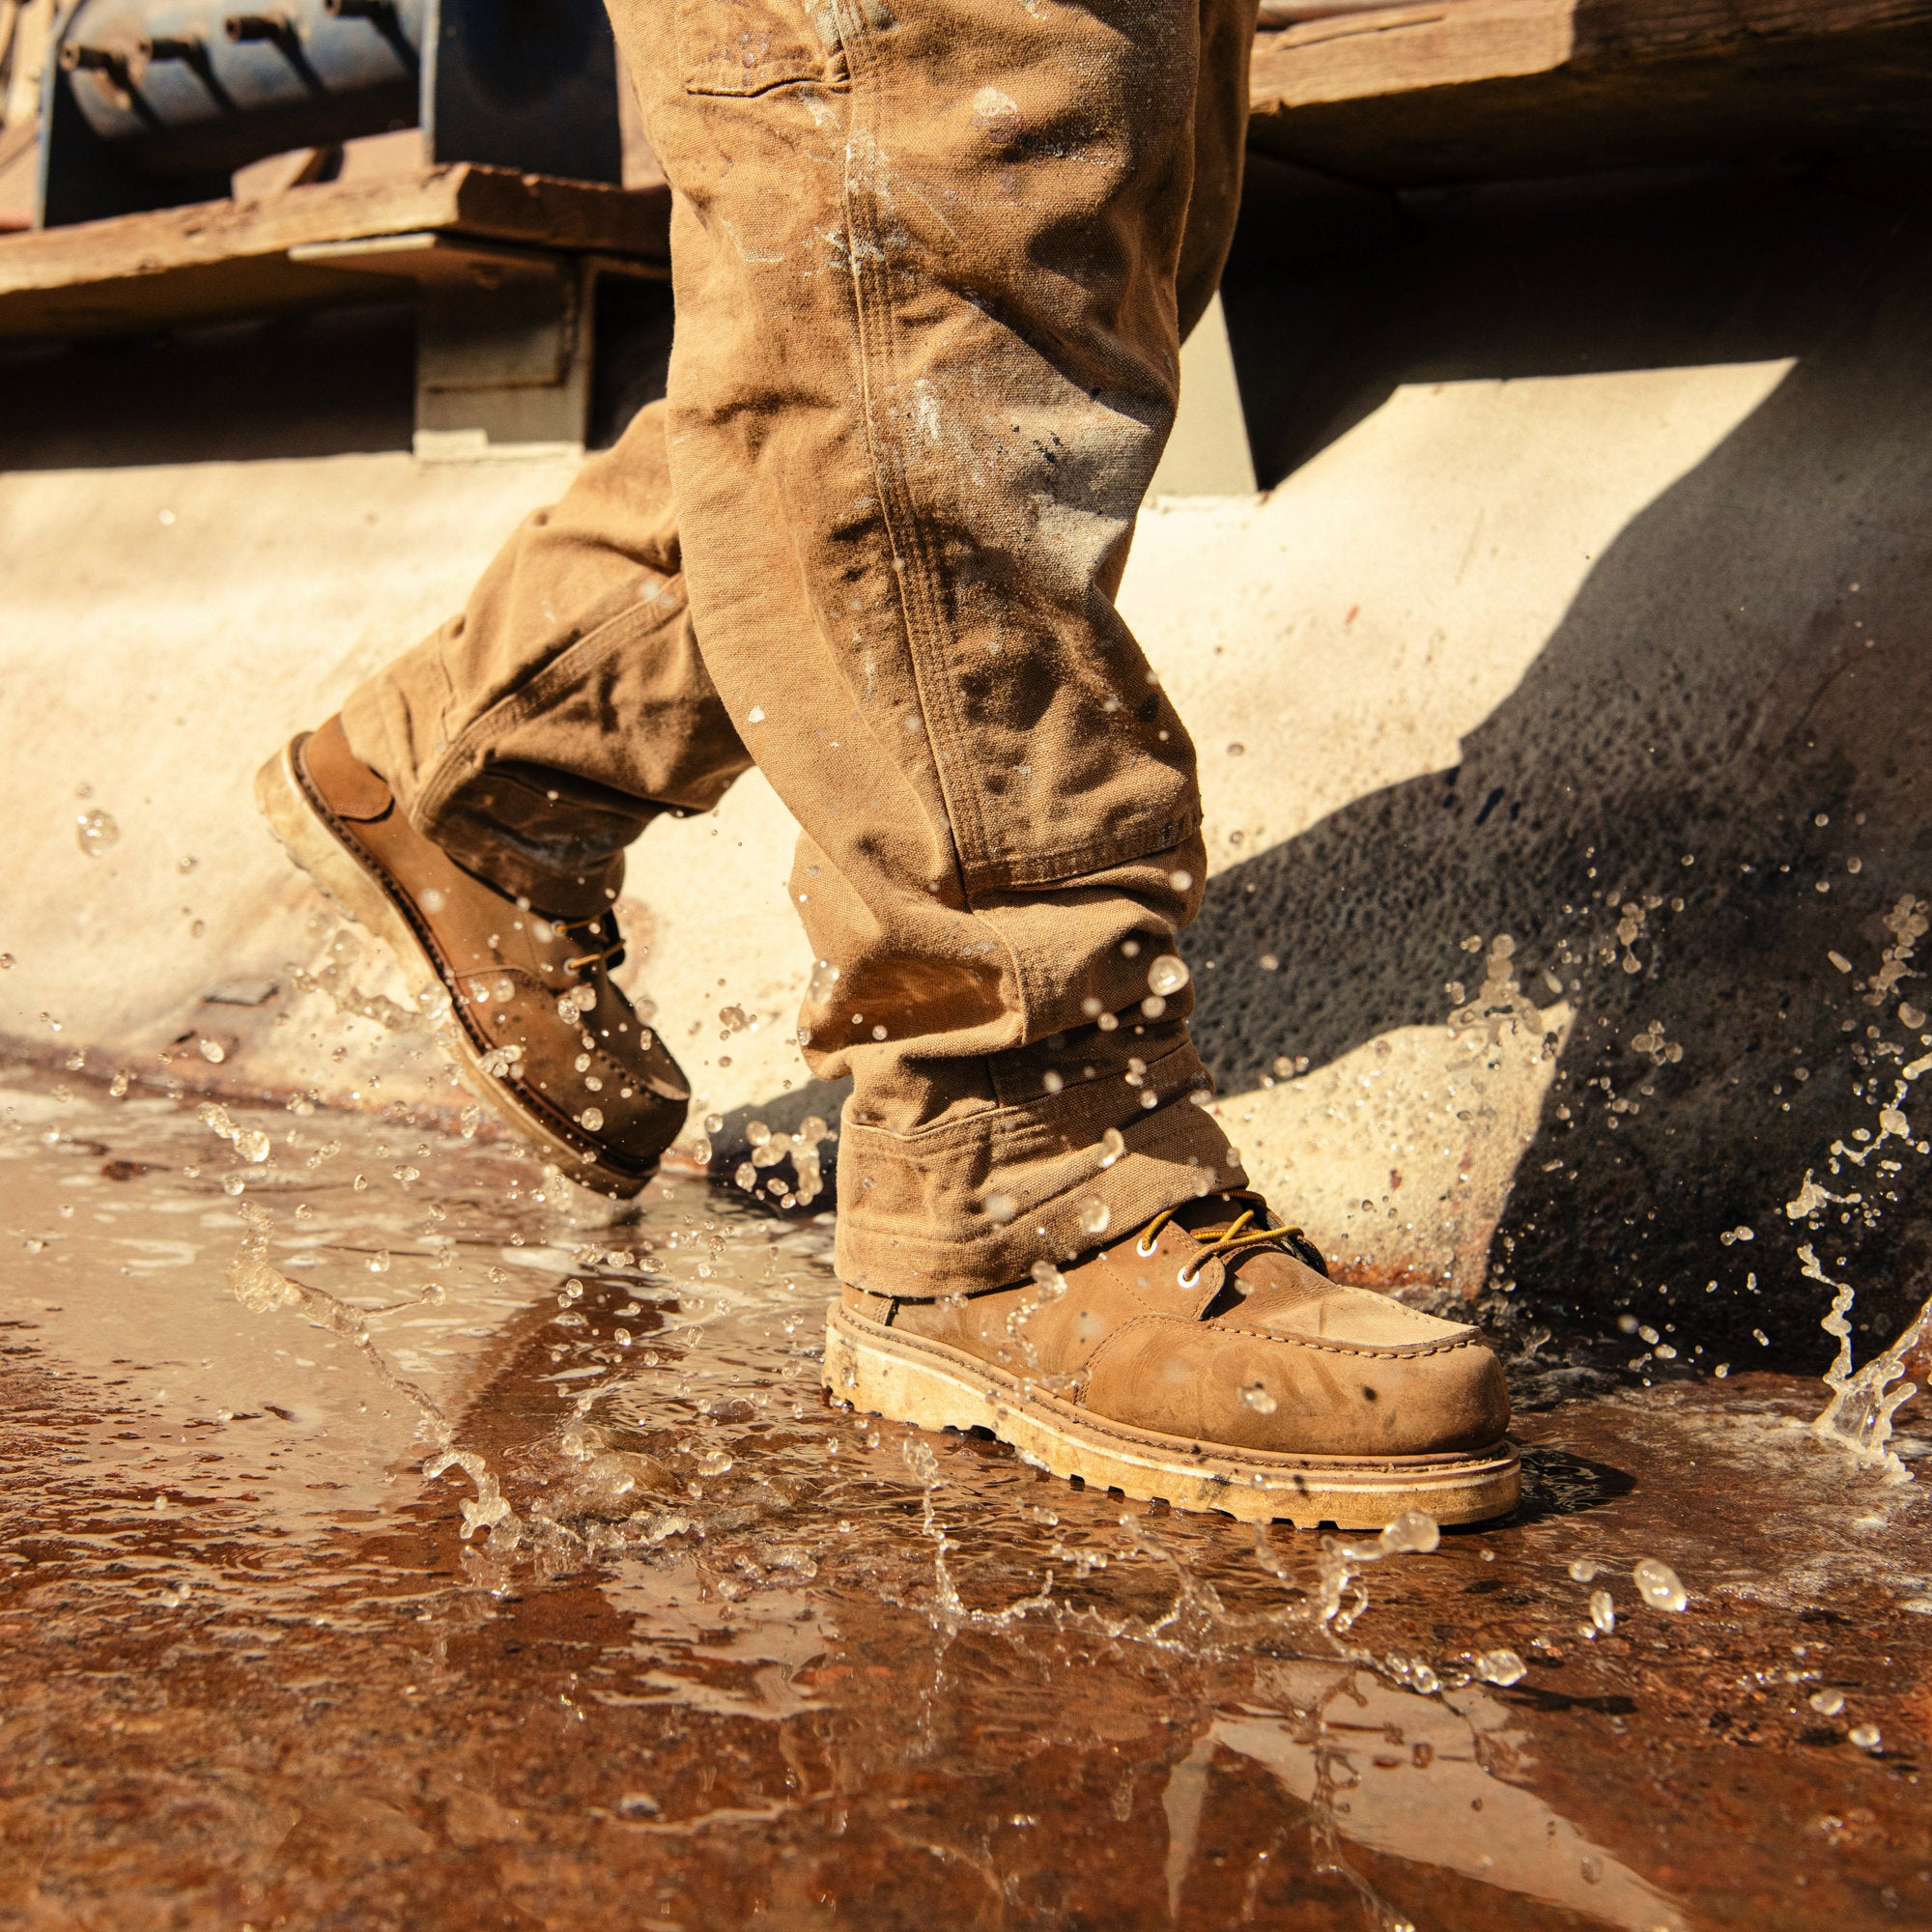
[[6, 156, 1932, 1370]]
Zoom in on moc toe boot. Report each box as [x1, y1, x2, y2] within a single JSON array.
[[824, 1191, 1518, 1528], [256, 717, 689, 1196]]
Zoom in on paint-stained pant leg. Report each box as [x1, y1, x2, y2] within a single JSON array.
[[612, 0, 1252, 1293], [341, 0, 1259, 1293], [340, 400, 755, 922]]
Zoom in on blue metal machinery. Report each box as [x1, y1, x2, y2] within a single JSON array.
[[38, 0, 622, 226]]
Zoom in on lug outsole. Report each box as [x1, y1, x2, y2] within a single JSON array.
[[254, 736, 650, 1200], [822, 1301, 1520, 1529]]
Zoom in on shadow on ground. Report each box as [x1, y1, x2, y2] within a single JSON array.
[[1200, 157, 1932, 1366]]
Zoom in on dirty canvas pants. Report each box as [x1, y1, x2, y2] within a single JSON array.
[[341, 0, 1257, 1294]]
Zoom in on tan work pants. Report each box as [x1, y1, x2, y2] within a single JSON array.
[[343, 0, 1256, 1294]]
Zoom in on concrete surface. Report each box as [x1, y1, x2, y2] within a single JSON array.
[[0, 1062, 1927, 1932], [5, 156, 1932, 1372]]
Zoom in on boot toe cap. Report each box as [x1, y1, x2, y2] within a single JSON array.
[[1083, 1318, 1511, 1458]]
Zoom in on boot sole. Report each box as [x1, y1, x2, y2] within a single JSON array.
[[823, 1301, 1520, 1529], [254, 734, 652, 1199]]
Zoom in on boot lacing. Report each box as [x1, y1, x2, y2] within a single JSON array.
[[1135, 1190, 1317, 1288], [554, 912, 627, 977]]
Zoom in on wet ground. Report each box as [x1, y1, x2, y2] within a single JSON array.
[[2, 1064, 1930, 1932]]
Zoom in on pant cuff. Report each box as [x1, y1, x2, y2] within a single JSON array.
[[832, 1041, 1245, 1297]]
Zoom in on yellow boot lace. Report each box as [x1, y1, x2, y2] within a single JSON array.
[[1133, 1190, 1317, 1287], [554, 912, 626, 976]]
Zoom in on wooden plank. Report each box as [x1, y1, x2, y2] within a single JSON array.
[[1249, 0, 1932, 184], [0, 164, 669, 342]]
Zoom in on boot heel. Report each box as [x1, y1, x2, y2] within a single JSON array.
[[822, 1304, 992, 1435]]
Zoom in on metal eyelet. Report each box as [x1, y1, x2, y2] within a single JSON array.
[[1177, 1263, 1201, 1289], [1135, 1233, 1158, 1259]]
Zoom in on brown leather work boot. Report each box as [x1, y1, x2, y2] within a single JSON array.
[[823, 1191, 1518, 1527], [256, 717, 689, 1197]]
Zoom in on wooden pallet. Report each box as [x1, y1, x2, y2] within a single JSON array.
[[0, 162, 669, 343], [1249, 0, 1932, 185]]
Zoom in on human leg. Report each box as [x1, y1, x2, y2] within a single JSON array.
[[258, 399, 739, 1190], [340, 397, 753, 923], [620, 0, 1245, 1295]]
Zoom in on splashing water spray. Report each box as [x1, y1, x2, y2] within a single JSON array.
[[1789, 895, 1932, 1480], [226, 1201, 516, 1539], [1801, 1243, 1932, 1485]]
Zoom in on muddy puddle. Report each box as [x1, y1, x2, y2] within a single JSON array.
[[1, 1062, 1929, 1930]]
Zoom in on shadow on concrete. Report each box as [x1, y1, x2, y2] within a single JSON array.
[[1200, 156, 1932, 1365], [0, 303, 417, 468], [0, 273, 674, 469]]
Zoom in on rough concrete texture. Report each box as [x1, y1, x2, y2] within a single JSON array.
[[6, 157, 1932, 1373], [1, 1065, 1927, 1931]]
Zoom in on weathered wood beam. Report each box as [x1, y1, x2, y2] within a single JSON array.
[[1249, 0, 1932, 185], [0, 164, 668, 341]]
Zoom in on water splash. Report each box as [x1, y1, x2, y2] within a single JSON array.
[[198, 1100, 271, 1164], [75, 809, 120, 858], [901, 1435, 1057, 1633], [227, 1203, 517, 1536], [1804, 1242, 1931, 1484], [286, 925, 446, 1034]]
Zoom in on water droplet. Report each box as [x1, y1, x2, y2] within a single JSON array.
[[1239, 1380, 1277, 1414], [1147, 955, 1189, 997], [579, 1108, 604, 1132], [0, 953, 13, 970], [1378, 1509, 1439, 1554], [1078, 1198, 1111, 1236], [367, 1251, 391, 1274], [419, 888, 445, 914], [1024, 1255, 1065, 1288], [747, 705, 766, 724], [703, 1112, 724, 1134], [1633, 1556, 1688, 1611], [197, 1038, 226, 1064], [1589, 1588, 1616, 1634], [1259, 952, 1279, 971], [1097, 1126, 1125, 1168], [75, 810, 120, 858], [234, 1130, 270, 1164], [695, 1447, 733, 1476], [1475, 1648, 1526, 1687], [1167, 870, 1192, 892], [1808, 1689, 1845, 1717], [1849, 1722, 1883, 1751], [984, 1192, 1017, 1223], [1227, 742, 1245, 756]]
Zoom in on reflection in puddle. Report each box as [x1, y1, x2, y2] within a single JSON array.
[[1, 1064, 1928, 1929], [1168, 1670, 1683, 1931]]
